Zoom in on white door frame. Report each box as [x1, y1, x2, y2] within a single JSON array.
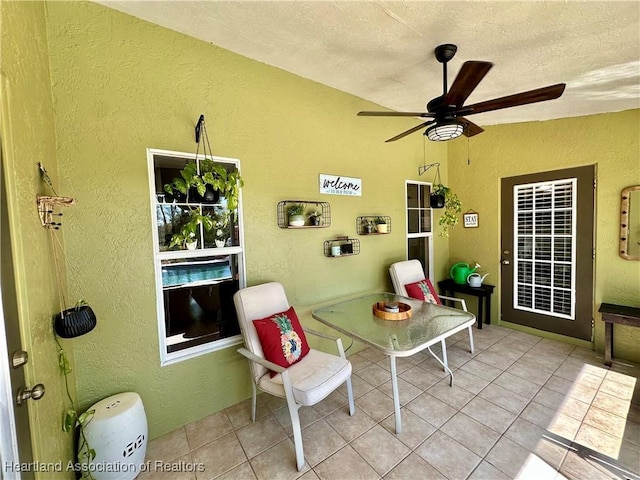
[[0, 279, 20, 476]]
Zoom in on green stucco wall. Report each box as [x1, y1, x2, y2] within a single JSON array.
[[1, 1, 76, 476], [4, 0, 638, 462], [447, 110, 640, 362], [42, 1, 445, 439]]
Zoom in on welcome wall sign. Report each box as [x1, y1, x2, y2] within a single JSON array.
[[319, 174, 362, 196]]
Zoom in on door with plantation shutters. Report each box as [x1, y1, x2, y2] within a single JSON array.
[[500, 166, 595, 340]]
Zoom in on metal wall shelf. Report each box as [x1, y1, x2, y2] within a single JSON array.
[[277, 200, 331, 228], [356, 215, 391, 235], [324, 236, 360, 257]]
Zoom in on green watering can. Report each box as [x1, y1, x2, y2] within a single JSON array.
[[450, 262, 479, 285]]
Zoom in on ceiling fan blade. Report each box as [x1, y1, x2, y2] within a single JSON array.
[[445, 61, 493, 108], [462, 83, 566, 115], [385, 121, 435, 143], [458, 117, 484, 137], [358, 111, 435, 117]]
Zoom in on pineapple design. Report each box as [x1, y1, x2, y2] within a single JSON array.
[[418, 281, 438, 304], [272, 313, 303, 364]]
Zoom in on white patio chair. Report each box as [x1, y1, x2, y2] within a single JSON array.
[[233, 282, 355, 471], [389, 260, 475, 367]]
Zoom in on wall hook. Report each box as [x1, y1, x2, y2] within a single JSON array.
[[195, 114, 205, 143]]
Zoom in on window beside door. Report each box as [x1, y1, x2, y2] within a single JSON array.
[[405, 181, 434, 279], [147, 149, 245, 365]]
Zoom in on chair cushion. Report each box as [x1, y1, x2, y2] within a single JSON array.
[[253, 306, 310, 375], [258, 349, 352, 406], [405, 279, 442, 305]]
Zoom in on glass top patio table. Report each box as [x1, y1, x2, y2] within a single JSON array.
[[311, 292, 475, 356], [312, 292, 476, 434]]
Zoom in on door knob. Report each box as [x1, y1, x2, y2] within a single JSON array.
[[501, 259, 510, 265], [16, 384, 45, 406]]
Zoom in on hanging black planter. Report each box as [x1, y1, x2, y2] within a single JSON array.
[[54, 305, 97, 338], [430, 193, 445, 208], [190, 184, 220, 204]]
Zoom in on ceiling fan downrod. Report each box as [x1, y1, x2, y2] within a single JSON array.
[[434, 44, 457, 95]]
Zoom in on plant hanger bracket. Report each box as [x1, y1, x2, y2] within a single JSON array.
[[418, 162, 440, 177], [37, 196, 75, 229]]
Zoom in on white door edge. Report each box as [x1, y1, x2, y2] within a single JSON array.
[[0, 279, 20, 478]]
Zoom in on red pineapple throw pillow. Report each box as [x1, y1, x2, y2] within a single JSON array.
[[404, 279, 442, 305], [253, 306, 310, 376]]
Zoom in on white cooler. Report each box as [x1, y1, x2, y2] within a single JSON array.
[[80, 392, 148, 480]]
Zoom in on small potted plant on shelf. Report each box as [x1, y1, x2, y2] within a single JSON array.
[[374, 216, 388, 234], [362, 218, 375, 234], [307, 209, 322, 226], [431, 184, 462, 237], [287, 203, 305, 227]]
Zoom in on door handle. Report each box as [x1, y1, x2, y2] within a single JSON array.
[[501, 259, 510, 265], [16, 384, 45, 406]]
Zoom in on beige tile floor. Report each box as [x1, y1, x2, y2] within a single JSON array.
[[141, 325, 640, 480]]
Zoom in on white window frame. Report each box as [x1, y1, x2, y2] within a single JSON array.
[[405, 180, 434, 281], [147, 148, 246, 366], [512, 178, 577, 320]]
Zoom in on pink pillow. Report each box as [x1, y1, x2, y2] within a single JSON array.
[[253, 306, 310, 376], [404, 279, 442, 305]]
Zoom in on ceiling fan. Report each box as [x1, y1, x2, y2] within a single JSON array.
[[358, 44, 566, 142]]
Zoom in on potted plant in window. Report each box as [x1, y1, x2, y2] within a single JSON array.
[[169, 208, 213, 249], [307, 209, 322, 226], [287, 203, 305, 227], [212, 210, 231, 247], [374, 216, 388, 234], [431, 184, 462, 237]]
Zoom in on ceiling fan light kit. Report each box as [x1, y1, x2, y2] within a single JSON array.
[[358, 44, 566, 142], [426, 121, 464, 141]]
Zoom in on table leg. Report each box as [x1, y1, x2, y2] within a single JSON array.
[[486, 293, 491, 325], [427, 346, 454, 387], [477, 297, 484, 329], [389, 356, 402, 434], [604, 322, 612, 367], [440, 339, 448, 371]]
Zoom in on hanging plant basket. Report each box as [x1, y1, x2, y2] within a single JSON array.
[[54, 305, 97, 338], [430, 165, 446, 208], [430, 193, 445, 208]]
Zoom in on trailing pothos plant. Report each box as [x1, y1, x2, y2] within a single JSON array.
[[163, 159, 244, 213], [55, 301, 96, 479], [432, 184, 462, 237]]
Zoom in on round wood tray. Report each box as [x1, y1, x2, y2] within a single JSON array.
[[372, 302, 412, 321]]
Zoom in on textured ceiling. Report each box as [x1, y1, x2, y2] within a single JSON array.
[[97, 1, 640, 127]]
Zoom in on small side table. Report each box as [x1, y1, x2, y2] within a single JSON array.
[[437, 279, 495, 329], [598, 303, 640, 367]]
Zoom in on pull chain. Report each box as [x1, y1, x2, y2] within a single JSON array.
[[467, 127, 471, 165]]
